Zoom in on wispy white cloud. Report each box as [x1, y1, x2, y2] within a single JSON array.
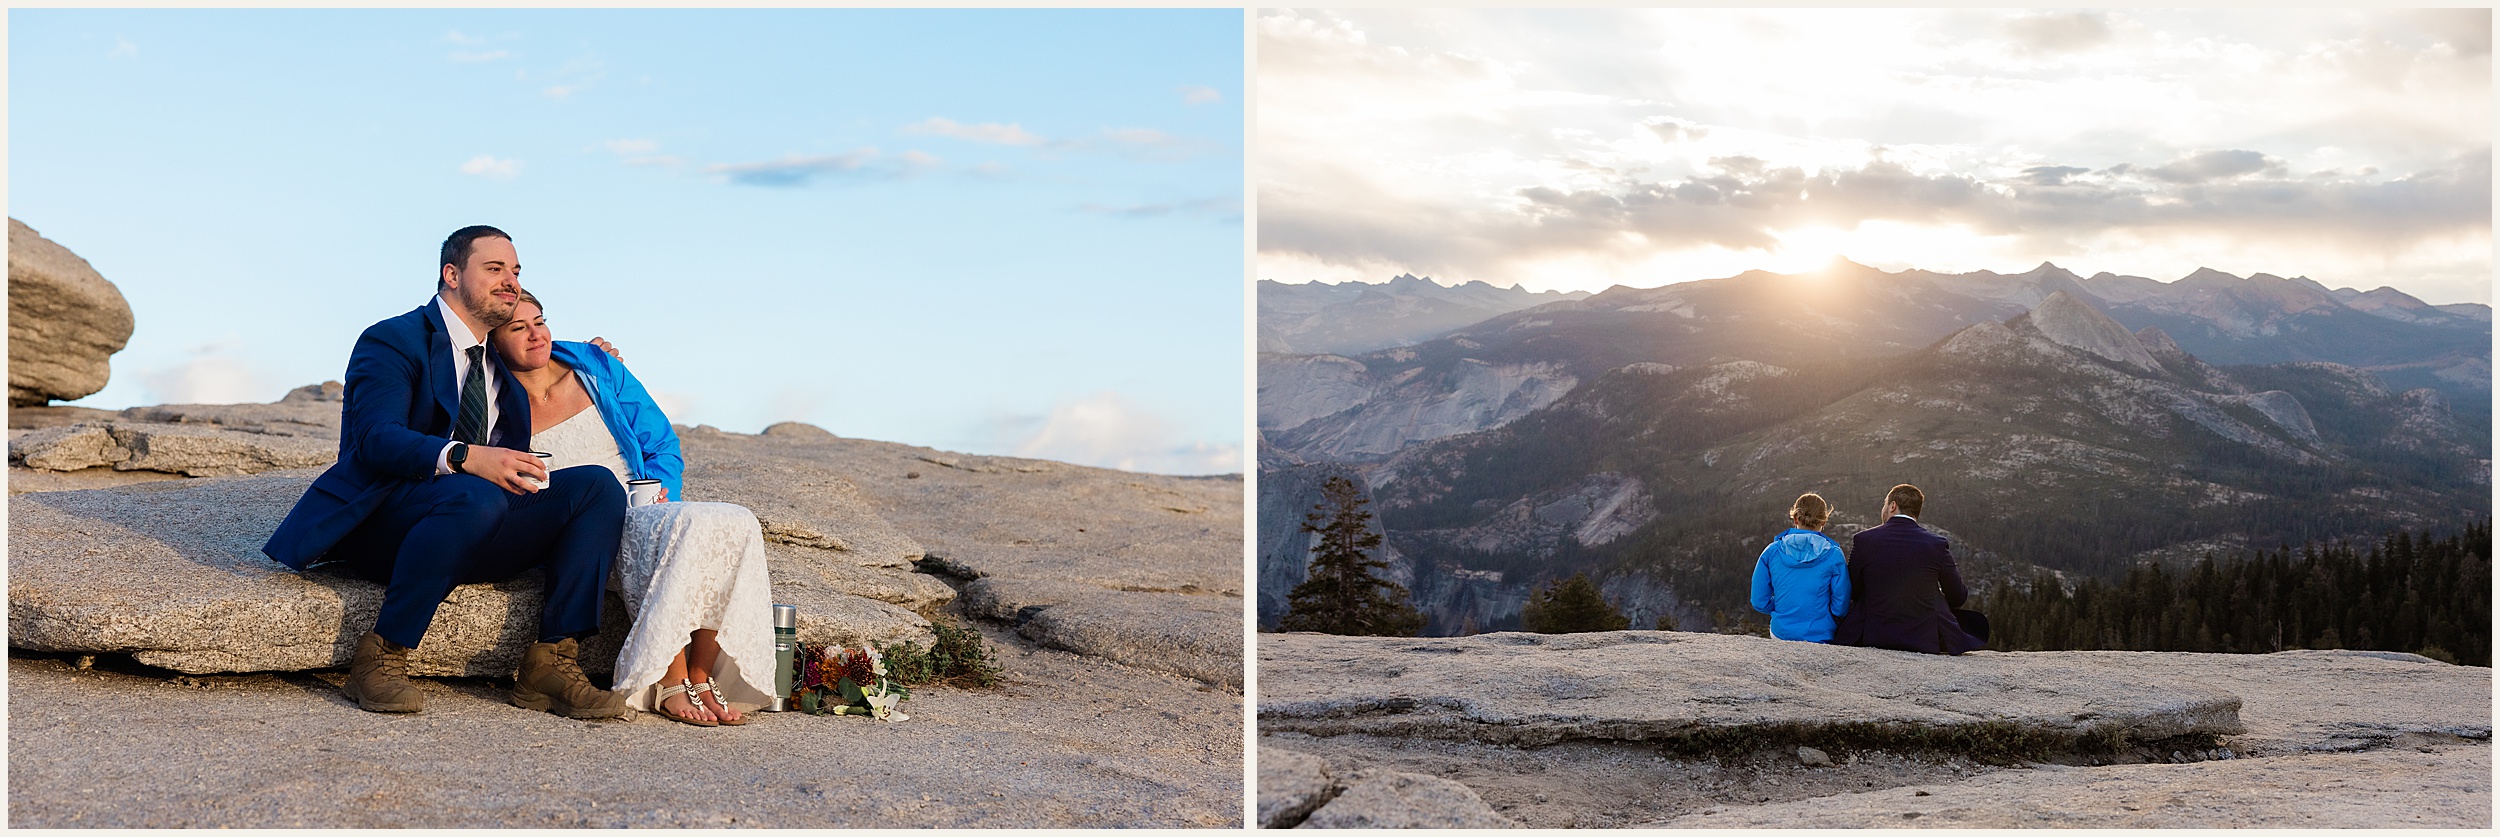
[[541, 55, 607, 100], [902, 117, 1222, 162], [449, 49, 511, 63], [1179, 85, 1224, 104], [459, 154, 520, 180], [902, 117, 1047, 146], [703, 149, 884, 187], [595, 138, 683, 168], [1005, 391, 1242, 475], [443, 30, 489, 46], [650, 390, 702, 426], [141, 340, 268, 405], [108, 35, 138, 60], [1097, 127, 1224, 161], [1079, 195, 1241, 221]]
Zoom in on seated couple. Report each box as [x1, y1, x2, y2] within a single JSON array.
[[1748, 483, 1989, 655], [263, 225, 770, 727]]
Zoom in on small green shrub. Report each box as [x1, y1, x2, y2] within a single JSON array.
[[876, 619, 1003, 689], [1522, 573, 1629, 633]]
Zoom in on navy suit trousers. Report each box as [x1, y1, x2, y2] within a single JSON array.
[[332, 465, 624, 649]]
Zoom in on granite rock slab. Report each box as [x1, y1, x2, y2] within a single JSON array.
[[1259, 631, 2246, 746], [683, 426, 1245, 687], [961, 577, 1243, 687], [1656, 745, 2490, 828], [1257, 748, 1337, 828], [1297, 770, 1518, 829], [12, 421, 337, 476]]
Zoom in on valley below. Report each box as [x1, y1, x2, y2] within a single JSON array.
[[1258, 264, 2491, 637]]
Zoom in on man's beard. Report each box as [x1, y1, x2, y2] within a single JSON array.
[[462, 284, 517, 330]]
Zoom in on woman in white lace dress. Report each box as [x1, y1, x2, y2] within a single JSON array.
[[488, 291, 774, 727]]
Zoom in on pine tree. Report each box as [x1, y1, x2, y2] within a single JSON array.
[[1521, 572, 1630, 633], [1279, 476, 1425, 636]]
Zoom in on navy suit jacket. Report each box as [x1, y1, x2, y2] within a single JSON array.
[[262, 300, 532, 569], [1832, 516, 1983, 655]]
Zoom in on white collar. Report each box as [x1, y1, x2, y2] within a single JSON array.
[[1891, 514, 1918, 522], [436, 293, 483, 353]]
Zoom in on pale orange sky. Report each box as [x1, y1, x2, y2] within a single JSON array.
[[1258, 9, 2492, 305]]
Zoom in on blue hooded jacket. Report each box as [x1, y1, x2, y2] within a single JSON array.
[[549, 340, 684, 501], [1750, 527, 1851, 642]]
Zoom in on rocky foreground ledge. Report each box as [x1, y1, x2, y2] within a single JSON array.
[[9, 389, 1243, 688], [8, 391, 1246, 828], [1257, 631, 2491, 828]]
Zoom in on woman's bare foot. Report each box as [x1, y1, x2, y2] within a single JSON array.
[[658, 648, 716, 724], [696, 680, 742, 724], [661, 682, 715, 724], [685, 629, 744, 724]]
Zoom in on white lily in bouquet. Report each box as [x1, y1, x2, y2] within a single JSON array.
[[793, 642, 912, 722]]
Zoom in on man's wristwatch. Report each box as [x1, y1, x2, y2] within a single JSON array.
[[448, 442, 471, 474]]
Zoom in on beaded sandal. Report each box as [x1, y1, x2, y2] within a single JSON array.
[[653, 678, 719, 727], [693, 679, 748, 726]]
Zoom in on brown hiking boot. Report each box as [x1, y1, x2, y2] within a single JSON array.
[[342, 631, 424, 713], [511, 637, 628, 719]]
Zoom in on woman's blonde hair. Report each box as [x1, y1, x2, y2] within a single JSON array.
[[1789, 493, 1830, 529]]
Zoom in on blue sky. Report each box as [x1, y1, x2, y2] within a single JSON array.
[[11, 9, 1245, 475]]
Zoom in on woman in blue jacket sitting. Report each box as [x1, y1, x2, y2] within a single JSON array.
[[1749, 493, 1851, 642], [491, 290, 774, 728]]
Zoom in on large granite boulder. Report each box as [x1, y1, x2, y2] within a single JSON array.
[[6, 470, 624, 676], [1259, 631, 2246, 747], [8, 463, 943, 675], [1257, 748, 1338, 828], [9, 219, 134, 406]]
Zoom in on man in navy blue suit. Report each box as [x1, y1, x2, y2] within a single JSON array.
[[263, 226, 627, 717], [1831, 484, 1988, 655]]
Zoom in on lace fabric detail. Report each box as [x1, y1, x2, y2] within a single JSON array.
[[608, 501, 778, 711], [532, 400, 775, 712]]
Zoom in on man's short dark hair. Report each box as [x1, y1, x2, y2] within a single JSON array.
[[439, 225, 512, 279], [1886, 484, 1924, 518]]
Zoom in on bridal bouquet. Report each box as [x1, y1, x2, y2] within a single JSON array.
[[791, 642, 911, 722]]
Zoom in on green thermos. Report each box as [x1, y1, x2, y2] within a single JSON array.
[[772, 603, 798, 712]]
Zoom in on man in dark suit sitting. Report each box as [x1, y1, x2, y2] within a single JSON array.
[[262, 225, 627, 717], [1831, 484, 1988, 655]]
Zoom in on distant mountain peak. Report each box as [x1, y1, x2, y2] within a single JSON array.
[[2012, 291, 2162, 373], [2180, 267, 2244, 285], [2020, 260, 2078, 279]]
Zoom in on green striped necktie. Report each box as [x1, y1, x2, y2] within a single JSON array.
[[456, 345, 489, 445]]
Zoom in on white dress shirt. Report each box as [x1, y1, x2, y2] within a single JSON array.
[[434, 293, 502, 475]]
